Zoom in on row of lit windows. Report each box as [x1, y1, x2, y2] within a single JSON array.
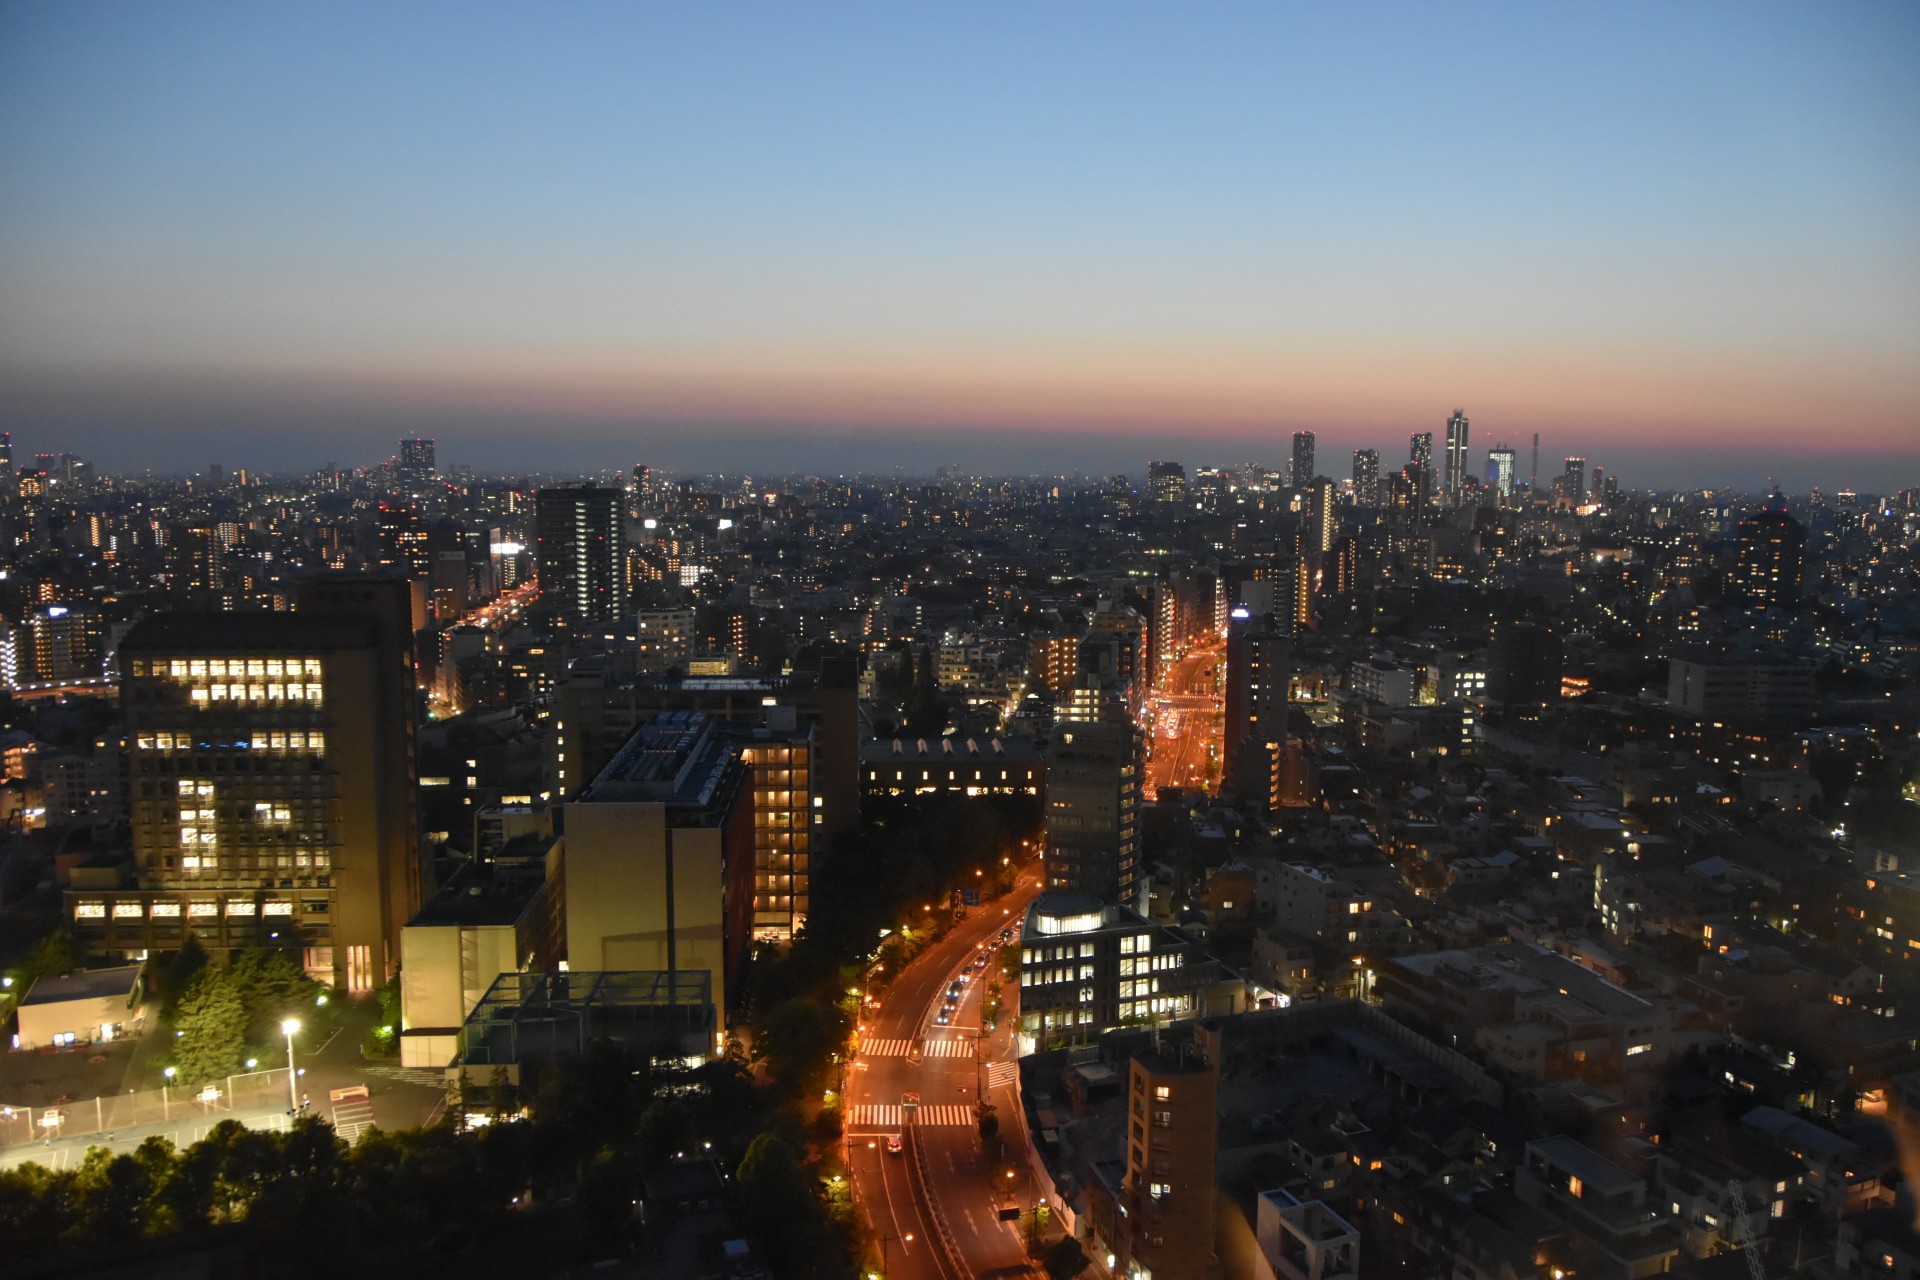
[[188, 682, 324, 706], [134, 658, 325, 680], [133, 731, 328, 754], [1119, 995, 1191, 1022], [77, 899, 301, 920], [1025, 942, 1096, 964], [177, 852, 326, 872]]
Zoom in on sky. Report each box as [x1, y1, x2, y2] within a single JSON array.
[[1, 2, 1916, 488]]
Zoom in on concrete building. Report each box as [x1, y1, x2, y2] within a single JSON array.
[[1017, 891, 1196, 1055], [535, 486, 627, 626], [561, 712, 752, 1029], [1092, 1040, 1219, 1280], [398, 859, 560, 1068], [1515, 1137, 1682, 1279], [1046, 685, 1142, 910], [89, 578, 422, 991], [860, 735, 1045, 799], [1666, 653, 1814, 724], [1255, 1188, 1359, 1280], [12, 966, 142, 1051]]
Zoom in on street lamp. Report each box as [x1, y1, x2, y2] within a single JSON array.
[[280, 1018, 301, 1114]]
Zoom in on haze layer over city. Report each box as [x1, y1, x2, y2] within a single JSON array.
[[0, 5, 1917, 1280]]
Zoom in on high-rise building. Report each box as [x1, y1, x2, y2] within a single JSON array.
[[535, 486, 628, 626], [0, 431, 12, 498], [1406, 433, 1435, 508], [1487, 619, 1564, 719], [741, 720, 814, 944], [398, 438, 436, 489], [166, 524, 225, 602], [1147, 460, 1188, 506], [1443, 408, 1469, 501], [1731, 491, 1806, 612], [1487, 445, 1517, 502], [1351, 448, 1379, 508], [1223, 606, 1290, 756], [1290, 431, 1316, 488], [375, 504, 432, 578], [562, 711, 752, 1019], [1046, 683, 1142, 911], [1306, 477, 1336, 555], [24, 606, 104, 684], [1106, 1040, 1219, 1280], [1561, 456, 1587, 501], [91, 578, 423, 991]]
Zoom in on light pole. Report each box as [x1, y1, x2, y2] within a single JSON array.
[[280, 1018, 300, 1114]]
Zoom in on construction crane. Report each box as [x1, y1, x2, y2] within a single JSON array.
[[1724, 1179, 1767, 1280]]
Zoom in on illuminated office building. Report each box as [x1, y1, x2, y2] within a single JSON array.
[[536, 486, 628, 626], [1487, 445, 1516, 503], [1443, 408, 1469, 501], [79, 578, 423, 991]]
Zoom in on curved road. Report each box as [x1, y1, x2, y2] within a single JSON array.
[[846, 871, 1043, 1280]]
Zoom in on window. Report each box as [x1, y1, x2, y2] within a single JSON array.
[[1568, 1175, 1583, 1199], [1154, 1085, 1171, 1101]]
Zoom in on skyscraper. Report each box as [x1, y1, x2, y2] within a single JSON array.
[[535, 486, 628, 626], [1561, 456, 1587, 501], [1147, 460, 1188, 506], [1443, 409, 1469, 501], [1487, 445, 1516, 503], [99, 578, 423, 991], [1307, 476, 1336, 554], [1223, 607, 1290, 754], [1408, 432, 1434, 507], [1731, 491, 1806, 611], [398, 438, 436, 489], [1351, 448, 1380, 507], [1290, 431, 1316, 488], [1046, 682, 1142, 912]]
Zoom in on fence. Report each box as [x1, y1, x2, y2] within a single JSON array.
[[0, 1068, 295, 1154]]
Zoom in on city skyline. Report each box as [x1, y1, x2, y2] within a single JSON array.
[[2, 3, 1916, 489]]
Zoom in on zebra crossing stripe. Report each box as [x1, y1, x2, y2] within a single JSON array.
[[846, 1103, 977, 1128], [859, 1037, 975, 1058]]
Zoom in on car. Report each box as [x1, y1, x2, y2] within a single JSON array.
[[935, 1009, 952, 1025], [886, 1133, 904, 1156]]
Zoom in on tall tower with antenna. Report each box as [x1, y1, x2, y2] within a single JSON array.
[[1531, 432, 1540, 490]]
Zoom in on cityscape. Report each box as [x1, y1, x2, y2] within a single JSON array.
[[2, 6, 1919, 1280]]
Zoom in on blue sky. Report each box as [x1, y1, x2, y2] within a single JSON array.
[[1, 2, 1915, 485]]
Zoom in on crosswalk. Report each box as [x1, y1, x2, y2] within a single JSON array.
[[983, 1061, 1018, 1090], [861, 1038, 973, 1059], [846, 1103, 976, 1128], [330, 1099, 376, 1143]]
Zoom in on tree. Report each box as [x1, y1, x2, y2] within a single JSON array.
[[753, 998, 848, 1096], [1041, 1232, 1089, 1278], [172, 968, 248, 1086], [225, 948, 320, 1044], [23, 930, 78, 983]]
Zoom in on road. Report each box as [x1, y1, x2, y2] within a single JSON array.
[[847, 872, 1042, 1280], [1143, 642, 1223, 799]]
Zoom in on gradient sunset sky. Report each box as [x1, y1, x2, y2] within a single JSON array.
[[1, 2, 1915, 487]]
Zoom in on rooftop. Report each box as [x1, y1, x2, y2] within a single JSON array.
[[578, 711, 741, 810], [121, 611, 375, 653], [22, 965, 142, 1007]]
